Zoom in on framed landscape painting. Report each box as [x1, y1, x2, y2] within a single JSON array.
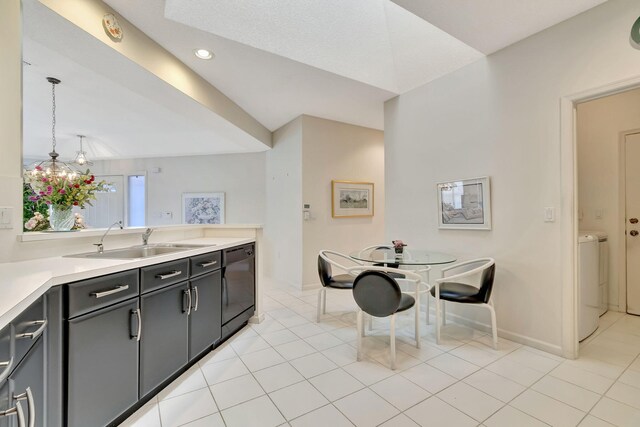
[[437, 176, 491, 230], [332, 180, 374, 218], [182, 192, 225, 224]]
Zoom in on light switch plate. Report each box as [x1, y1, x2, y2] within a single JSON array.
[[0, 207, 13, 229], [544, 207, 555, 222]]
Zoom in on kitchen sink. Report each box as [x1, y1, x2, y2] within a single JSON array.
[[151, 243, 213, 249], [65, 243, 214, 260]]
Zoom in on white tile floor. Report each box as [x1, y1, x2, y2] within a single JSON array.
[[121, 283, 640, 427]]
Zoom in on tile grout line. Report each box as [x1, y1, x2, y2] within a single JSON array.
[[127, 284, 640, 426]]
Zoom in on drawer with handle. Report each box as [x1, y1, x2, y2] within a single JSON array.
[[67, 270, 139, 318], [141, 258, 189, 293], [13, 295, 46, 368], [190, 251, 222, 277]]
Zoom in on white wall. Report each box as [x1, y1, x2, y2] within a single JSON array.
[[264, 118, 303, 286], [301, 115, 385, 287], [0, 0, 24, 263], [264, 115, 385, 289], [577, 88, 640, 312], [385, 0, 640, 353], [91, 153, 266, 226]]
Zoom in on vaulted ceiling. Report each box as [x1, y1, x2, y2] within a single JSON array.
[[23, 0, 608, 160]]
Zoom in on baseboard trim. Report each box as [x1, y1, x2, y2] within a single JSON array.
[[444, 311, 564, 357], [302, 282, 322, 292], [249, 313, 265, 324]]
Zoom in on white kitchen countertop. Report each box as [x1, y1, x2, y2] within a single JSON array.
[[0, 237, 254, 330]]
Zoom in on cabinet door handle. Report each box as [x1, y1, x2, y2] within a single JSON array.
[[0, 356, 14, 382], [16, 320, 47, 341], [0, 401, 26, 427], [136, 309, 142, 342], [222, 277, 228, 307], [156, 270, 182, 280], [198, 260, 218, 268], [91, 284, 129, 298], [184, 289, 192, 315], [13, 387, 34, 427], [130, 309, 142, 342], [192, 286, 199, 312]]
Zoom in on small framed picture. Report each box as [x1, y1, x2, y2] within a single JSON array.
[[182, 192, 225, 224], [332, 180, 374, 218], [437, 177, 491, 230]]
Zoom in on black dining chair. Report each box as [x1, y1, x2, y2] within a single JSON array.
[[351, 270, 416, 369], [360, 245, 405, 279], [428, 258, 497, 348], [317, 250, 363, 322]]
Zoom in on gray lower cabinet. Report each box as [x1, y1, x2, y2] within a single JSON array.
[[0, 335, 45, 427], [57, 247, 243, 425], [9, 335, 45, 427], [140, 281, 189, 397], [0, 294, 48, 427], [67, 299, 139, 427], [0, 380, 8, 427], [189, 270, 222, 360]]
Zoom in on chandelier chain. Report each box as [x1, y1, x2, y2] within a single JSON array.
[[51, 81, 57, 153]]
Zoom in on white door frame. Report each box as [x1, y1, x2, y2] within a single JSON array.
[[620, 130, 640, 314], [560, 75, 640, 359]]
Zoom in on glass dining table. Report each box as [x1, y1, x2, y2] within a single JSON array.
[[349, 247, 456, 266], [349, 247, 456, 349]]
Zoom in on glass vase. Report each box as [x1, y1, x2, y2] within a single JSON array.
[[50, 206, 74, 231]]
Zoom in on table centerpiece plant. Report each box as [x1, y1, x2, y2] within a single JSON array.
[[392, 240, 407, 254], [24, 167, 107, 231]]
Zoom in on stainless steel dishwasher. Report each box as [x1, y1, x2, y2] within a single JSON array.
[[221, 244, 255, 340]]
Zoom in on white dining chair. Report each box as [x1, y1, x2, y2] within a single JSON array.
[[427, 258, 497, 348]]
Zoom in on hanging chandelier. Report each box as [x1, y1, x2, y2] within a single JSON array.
[[73, 135, 93, 167], [25, 77, 79, 183]]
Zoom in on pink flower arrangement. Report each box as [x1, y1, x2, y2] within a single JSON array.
[[24, 168, 107, 209], [24, 212, 49, 231]]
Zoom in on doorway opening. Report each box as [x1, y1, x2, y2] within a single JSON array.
[[571, 84, 640, 356]]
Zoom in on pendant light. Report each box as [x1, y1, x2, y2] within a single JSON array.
[[25, 77, 78, 183], [73, 135, 93, 167]]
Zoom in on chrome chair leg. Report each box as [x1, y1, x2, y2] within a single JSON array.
[[316, 288, 324, 322], [356, 310, 363, 362], [414, 283, 420, 349], [390, 313, 396, 370], [487, 300, 498, 349]]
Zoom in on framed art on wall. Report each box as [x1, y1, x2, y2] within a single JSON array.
[[331, 180, 374, 218], [437, 176, 491, 230], [182, 192, 225, 224]]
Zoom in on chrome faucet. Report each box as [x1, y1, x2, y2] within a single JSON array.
[[142, 228, 153, 246], [94, 220, 123, 253]]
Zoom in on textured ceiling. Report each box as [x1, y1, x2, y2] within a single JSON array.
[[391, 0, 608, 54], [24, 0, 609, 160], [163, 0, 483, 94]]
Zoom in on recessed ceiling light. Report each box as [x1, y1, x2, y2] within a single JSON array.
[[194, 48, 214, 60]]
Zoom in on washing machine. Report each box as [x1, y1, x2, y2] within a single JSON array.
[[578, 234, 600, 341], [580, 230, 609, 315]]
